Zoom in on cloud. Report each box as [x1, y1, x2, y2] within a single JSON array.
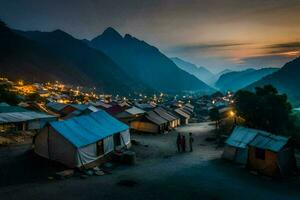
[[262, 42, 300, 55], [238, 55, 294, 67], [167, 42, 250, 54]]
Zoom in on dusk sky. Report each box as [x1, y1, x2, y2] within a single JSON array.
[[1, 0, 299, 72]]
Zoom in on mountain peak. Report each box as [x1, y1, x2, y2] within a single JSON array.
[[102, 27, 122, 38]]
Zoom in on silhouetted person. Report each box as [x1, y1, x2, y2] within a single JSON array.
[[176, 133, 181, 152], [189, 132, 194, 152], [181, 135, 186, 152]]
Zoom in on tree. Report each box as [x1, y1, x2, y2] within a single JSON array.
[[209, 107, 220, 129], [0, 85, 20, 105], [234, 85, 292, 134], [26, 92, 44, 102]]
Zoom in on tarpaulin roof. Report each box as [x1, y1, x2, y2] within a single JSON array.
[[125, 106, 145, 115], [50, 110, 129, 148], [145, 111, 168, 125], [249, 134, 289, 152], [225, 126, 270, 149], [154, 107, 177, 122], [0, 111, 55, 124]]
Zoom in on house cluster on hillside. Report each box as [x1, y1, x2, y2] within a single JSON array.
[[223, 126, 296, 177]]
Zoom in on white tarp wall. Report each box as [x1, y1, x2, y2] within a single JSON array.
[[76, 143, 99, 166], [121, 130, 131, 147], [104, 135, 114, 154]]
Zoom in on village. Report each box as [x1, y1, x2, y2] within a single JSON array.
[[0, 77, 300, 199]]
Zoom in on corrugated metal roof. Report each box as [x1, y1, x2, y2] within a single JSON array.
[[185, 103, 194, 109], [0, 111, 55, 123], [89, 101, 112, 109], [125, 106, 145, 115], [46, 102, 68, 111], [249, 134, 289, 152], [154, 107, 177, 122], [0, 102, 10, 107], [0, 106, 28, 113], [225, 126, 270, 149], [50, 110, 129, 148], [174, 108, 190, 118], [145, 111, 168, 125]]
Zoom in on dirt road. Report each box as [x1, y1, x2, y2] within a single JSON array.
[[0, 122, 300, 200]]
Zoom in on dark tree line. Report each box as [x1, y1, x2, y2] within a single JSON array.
[[234, 85, 292, 134], [0, 85, 20, 105]]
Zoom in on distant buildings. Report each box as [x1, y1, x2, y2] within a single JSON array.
[[0, 103, 56, 133]]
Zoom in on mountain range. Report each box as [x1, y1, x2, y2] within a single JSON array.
[[170, 57, 216, 85], [215, 68, 279, 92], [87, 27, 213, 94], [0, 21, 214, 95], [246, 57, 300, 106], [1, 21, 151, 95]]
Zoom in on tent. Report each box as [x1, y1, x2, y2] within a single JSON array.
[[222, 126, 270, 164], [35, 110, 130, 168]]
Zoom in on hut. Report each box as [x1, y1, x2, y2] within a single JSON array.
[[130, 111, 168, 134], [154, 107, 179, 129], [222, 126, 268, 164], [0, 105, 56, 132], [34, 110, 130, 168], [248, 134, 294, 176], [174, 108, 190, 125], [114, 106, 145, 124]]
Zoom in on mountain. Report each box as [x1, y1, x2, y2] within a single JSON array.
[[0, 21, 88, 85], [88, 28, 214, 94], [246, 57, 300, 106], [215, 68, 278, 92], [0, 21, 154, 95], [215, 69, 232, 80], [170, 57, 216, 85]]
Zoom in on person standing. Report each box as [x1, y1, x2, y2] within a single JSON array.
[[189, 132, 194, 152], [176, 133, 181, 152], [182, 135, 186, 152]]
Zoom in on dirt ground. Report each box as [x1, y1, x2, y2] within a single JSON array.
[[0, 122, 300, 200]]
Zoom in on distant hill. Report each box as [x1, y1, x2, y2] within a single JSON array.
[[170, 57, 216, 85], [88, 27, 214, 94], [16, 29, 153, 95], [246, 57, 300, 106], [0, 21, 88, 85], [215, 69, 232, 80], [0, 20, 156, 95], [215, 68, 278, 92]]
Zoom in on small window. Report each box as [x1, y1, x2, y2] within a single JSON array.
[[255, 148, 265, 160], [97, 140, 104, 156]]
